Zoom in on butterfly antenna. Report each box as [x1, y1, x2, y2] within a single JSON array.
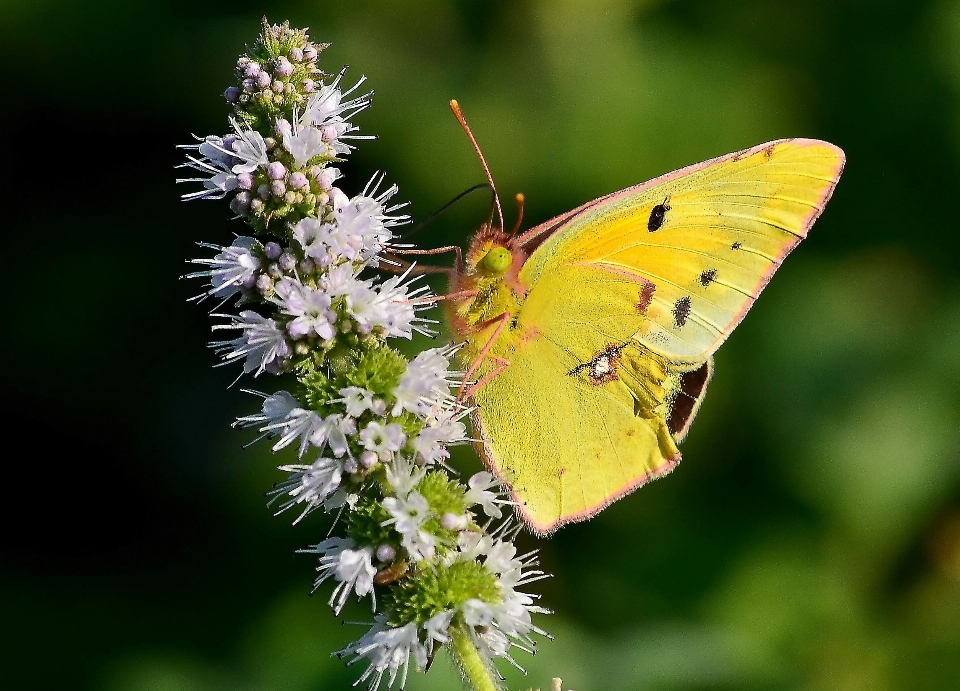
[[399, 182, 492, 241], [449, 99, 505, 232], [510, 192, 525, 238]]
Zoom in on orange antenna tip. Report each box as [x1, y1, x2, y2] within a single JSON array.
[[510, 192, 526, 237]]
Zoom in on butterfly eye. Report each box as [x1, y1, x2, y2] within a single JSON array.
[[481, 247, 512, 274]]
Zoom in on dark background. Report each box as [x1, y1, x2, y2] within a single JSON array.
[[2, 1, 959, 690]]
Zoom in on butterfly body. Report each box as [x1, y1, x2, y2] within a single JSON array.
[[443, 135, 845, 535]]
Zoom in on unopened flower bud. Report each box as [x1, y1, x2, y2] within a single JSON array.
[[318, 168, 337, 191], [317, 192, 330, 206], [257, 184, 271, 200], [299, 258, 315, 274], [263, 137, 276, 151], [256, 274, 273, 293], [320, 124, 338, 142], [371, 399, 386, 416], [274, 93, 285, 105], [343, 458, 359, 474], [279, 252, 297, 271], [360, 450, 379, 469], [308, 165, 323, 180], [270, 180, 286, 197], [284, 82, 295, 95], [236, 172, 254, 190], [268, 263, 282, 277], [244, 61, 261, 78], [301, 78, 315, 93], [284, 190, 297, 204], [250, 198, 264, 214], [267, 162, 287, 180], [242, 78, 255, 93], [288, 47, 303, 62], [229, 191, 251, 215], [241, 273, 257, 289], [256, 71, 271, 89], [441, 512, 468, 531], [223, 86, 240, 102], [261, 88, 274, 101], [303, 45, 318, 61], [264, 242, 282, 260], [272, 80, 284, 93], [289, 172, 308, 190], [274, 57, 294, 77], [376, 545, 396, 563], [237, 56, 250, 69]]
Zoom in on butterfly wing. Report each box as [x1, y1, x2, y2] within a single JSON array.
[[473, 139, 844, 533]]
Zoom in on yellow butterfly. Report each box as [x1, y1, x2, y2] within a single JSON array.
[[413, 101, 844, 536]]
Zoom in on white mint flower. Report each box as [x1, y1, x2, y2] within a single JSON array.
[[339, 386, 375, 417], [185, 236, 261, 299], [280, 117, 329, 167], [211, 311, 290, 376], [423, 609, 454, 655], [227, 118, 270, 173], [235, 390, 299, 431], [412, 409, 468, 464], [309, 413, 356, 458], [359, 421, 406, 460], [302, 538, 377, 615], [457, 531, 493, 563], [176, 134, 241, 200], [464, 471, 509, 519], [392, 347, 459, 416], [274, 277, 336, 340], [274, 456, 343, 521], [385, 455, 426, 497], [267, 407, 323, 458], [302, 72, 372, 156], [462, 598, 495, 627], [382, 492, 436, 561], [340, 620, 427, 691]]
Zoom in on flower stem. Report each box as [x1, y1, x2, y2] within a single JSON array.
[[449, 622, 501, 691]]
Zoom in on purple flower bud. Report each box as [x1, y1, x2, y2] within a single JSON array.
[[371, 399, 386, 416], [255, 71, 271, 89], [267, 162, 287, 180], [270, 180, 286, 197], [288, 47, 304, 63], [279, 253, 297, 271], [256, 273, 273, 293], [257, 184, 271, 200], [376, 545, 395, 563], [268, 263, 282, 277], [301, 79, 315, 93], [320, 124, 339, 142], [274, 118, 292, 139], [241, 273, 257, 289], [250, 198, 264, 214], [360, 450, 379, 469], [223, 86, 240, 102], [308, 165, 323, 180], [343, 458, 359, 474], [244, 61, 261, 78], [289, 172, 308, 190], [303, 45, 318, 61], [242, 78, 255, 93], [237, 56, 250, 68], [317, 192, 330, 206], [264, 242, 282, 260], [274, 57, 294, 77], [318, 168, 337, 190], [229, 191, 251, 215], [272, 80, 284, 93], [236, 172, 254, 190], [299, 258, 315, 274], [441, 512, 467, 531]]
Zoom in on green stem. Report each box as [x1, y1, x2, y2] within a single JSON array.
[[448, 622, 501, 691]]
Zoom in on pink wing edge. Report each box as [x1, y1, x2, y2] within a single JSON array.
[[488, 138, 845, 535]]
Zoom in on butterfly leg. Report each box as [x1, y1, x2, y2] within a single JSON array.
[[457, 311, 512, 403]]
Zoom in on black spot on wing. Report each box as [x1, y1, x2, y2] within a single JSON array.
[[699, 269, 717, 287], [731, 241, 742, 250], [636, 281, 656, 315], [647, 198, 671, 232], [673, 296, 691, 328]]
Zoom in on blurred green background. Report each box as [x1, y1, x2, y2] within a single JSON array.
[[2, 0, 959, 689]]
